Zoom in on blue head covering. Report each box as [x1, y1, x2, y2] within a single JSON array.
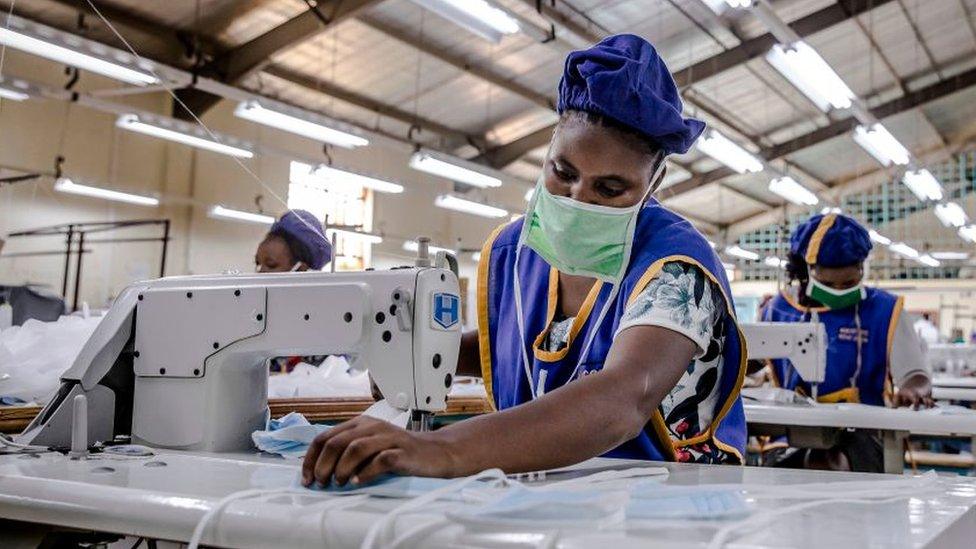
[[270, 209, 332, 270], [557, 34, 705, 155], [790, 213, 872, 267]]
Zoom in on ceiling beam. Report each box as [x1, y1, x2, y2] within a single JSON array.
[[670, 64, 976, 197], [358, 15, 555, 111], [672, 0, 895, 88], [472, 125, 554, 168], [176, 0, 380, 118]]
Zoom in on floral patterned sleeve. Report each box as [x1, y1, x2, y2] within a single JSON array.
[[615, 261, 723, 357]]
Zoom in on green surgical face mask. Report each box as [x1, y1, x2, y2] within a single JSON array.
[[806, 276, 865, 310], [520, 178, 651, 283]]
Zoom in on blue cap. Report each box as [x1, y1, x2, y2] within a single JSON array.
[[790, 213, 872, 267], [270, 209, 332, 270], [557, 34, 705, 155]]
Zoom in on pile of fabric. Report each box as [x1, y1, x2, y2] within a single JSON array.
[[0, 315, 103, 404]]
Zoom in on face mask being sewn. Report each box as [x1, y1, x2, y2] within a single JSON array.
[[447, 485, 630, 529], [626, 485, 750, 521]]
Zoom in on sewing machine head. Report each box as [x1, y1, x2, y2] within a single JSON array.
[[18, 246, 462, 453], [741, 321, 827, 394]]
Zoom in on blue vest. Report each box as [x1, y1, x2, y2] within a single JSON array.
[[762, 288, 904, 405], [476, 200, 747, 463]]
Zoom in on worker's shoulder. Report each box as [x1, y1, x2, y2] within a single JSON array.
[[865, 286, 900, 304], [485, 218, 524, 251]]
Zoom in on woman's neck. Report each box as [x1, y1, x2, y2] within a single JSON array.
[[558, 271, 598, 318]]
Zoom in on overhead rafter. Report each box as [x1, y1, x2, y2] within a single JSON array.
[[176, 0, 381, 117], [672, 0, 896, 88], [666, 64, 976, 199]]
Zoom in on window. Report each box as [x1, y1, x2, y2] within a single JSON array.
[[288, 161, 374, 271]]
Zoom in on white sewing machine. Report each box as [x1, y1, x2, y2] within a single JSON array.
[[741, 321, 828, 395], [16, 242, 462, 453]]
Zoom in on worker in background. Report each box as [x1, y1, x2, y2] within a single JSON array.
[[255, 209, 332, 372], [303, 34, 748, 486], [761, 213, 933, 471], [255, 209, 332, 273]]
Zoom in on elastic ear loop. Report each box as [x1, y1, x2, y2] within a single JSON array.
[[361, 468, 511, 549]]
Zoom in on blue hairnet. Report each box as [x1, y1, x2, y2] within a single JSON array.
[[557, 34, 705, 155], [270, 209, 332, 270], [790, 213, 872, 267]]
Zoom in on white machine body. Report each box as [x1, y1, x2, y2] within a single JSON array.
[[741, 321, 827, 393], [18, 264, 462, 452]]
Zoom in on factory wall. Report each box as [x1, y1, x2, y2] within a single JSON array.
[[0, 50, 526, 319]]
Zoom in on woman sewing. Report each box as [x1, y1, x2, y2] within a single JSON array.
[[761, 213, 933, 471], [302, 35, 747, 486]]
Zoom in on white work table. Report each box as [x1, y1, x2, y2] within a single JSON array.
[[743, 401, 976, 473], [0, 451, 974, 548], [933, 377, 976, 402]]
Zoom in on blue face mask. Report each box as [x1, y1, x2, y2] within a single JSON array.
[[447, 485, 629, 528], [627, 485, 751, 520], [302, 473, 456, 498], [251, 412, 330, 459]]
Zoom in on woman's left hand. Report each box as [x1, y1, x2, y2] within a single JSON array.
[[894, 373, 934, 409], [301, 416, 456, 487]]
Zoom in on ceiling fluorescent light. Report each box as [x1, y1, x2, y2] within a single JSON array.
[[725, 245, 759, 261], [117, 114, 253, 158], [0, 15, 158, 86], [209, 205, 274, 225], [310, 165, 403, 194], [917, 254, 940, 267], [853, 124, 910, 167], [959, 225, 976, 243], [696, 130, 764, 174], [54, 177, 158, 207], [327, 228, 383, 244], [234, 100, 369, 149], [902, 169, 944, 202], [410, 149, 503, 188], [402, 240, 455, 255], [724, 0, 754, 7], [0, 86, 28, 101], [764, 256, 786, 268], [821, 206, 842, 215], [768, 176, 818, 206], [766, 42, 854, 111], [471, 251, 482, 262], [934, 201, 968, 228], [524, 188, 535, 201], [410, 0, 520, 43], [930, 251, 969, 260], [888, 242, 919, 259], [868, 230, 891, 246], [434, 194, 508, 218]]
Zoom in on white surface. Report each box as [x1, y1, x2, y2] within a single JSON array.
[[934, 377, 976, 389], [744, 402, 976, 436], [0, 452, 974, 548], [933, 388, 976, 402]]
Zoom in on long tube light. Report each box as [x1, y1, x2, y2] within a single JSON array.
[[724, 0, 754, 7], [766, 41, 855, 112], [410, 149, 503, 188], [768, 176, 818, 206], [764, 256, 786, 268], [868, 230, 891, 246], [403, 240, 455, 255], [930, 251, 969, 260], [234, 100, 369, 149], [327, 228, 383, 244], [54, 177, 159, 207], [209, 205, 274, 225], [960, 225, 976, 243], [821, 206, 842, 215], [888, 242, 919, 259], [117, 114, 254, 158], [853, 124, 910, 167], [902, 169, 944, 202], [0, 86, 28, 101], [725, 245, 760, 261], [311, 165, 404, 194], [917, 254, 941, 267], [0, 16, 158, 86], [434, 194, 508, 218], [410, 0, 520, 43], [934, 202, 968, 228], [696, 130, 764, 174]]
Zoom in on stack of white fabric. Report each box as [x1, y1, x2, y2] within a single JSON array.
[[0, 315, 103, 404]]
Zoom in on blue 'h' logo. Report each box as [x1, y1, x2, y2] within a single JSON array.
[[433, 293, 460, 329]]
